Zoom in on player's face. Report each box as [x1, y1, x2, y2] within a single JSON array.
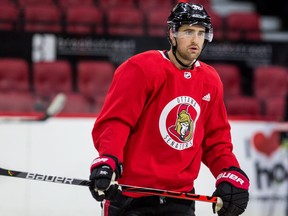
[[172, 24, 206, 64]]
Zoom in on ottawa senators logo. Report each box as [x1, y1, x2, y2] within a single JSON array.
[[169, 104, 193, 142], [159, 96, 200, 150]]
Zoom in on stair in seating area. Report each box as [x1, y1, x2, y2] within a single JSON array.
[[210, 0, 288, 41]]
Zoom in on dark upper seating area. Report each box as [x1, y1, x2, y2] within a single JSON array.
[[1, 0, 287, 40]]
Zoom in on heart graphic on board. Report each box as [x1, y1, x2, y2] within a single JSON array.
[[253, 131, 280, 157]]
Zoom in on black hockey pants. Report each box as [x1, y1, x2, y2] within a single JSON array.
[[101, 191, 196, 216]]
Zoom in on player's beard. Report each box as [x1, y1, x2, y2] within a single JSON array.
[[176, 44, 201, 65]]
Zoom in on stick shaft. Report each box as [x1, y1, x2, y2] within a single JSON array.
[[0, 167, 220, 205], [120, 184, 218, 203], [0, 167, 90, 186]]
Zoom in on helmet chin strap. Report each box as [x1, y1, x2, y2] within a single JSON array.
[[172, 42, 195, 69]]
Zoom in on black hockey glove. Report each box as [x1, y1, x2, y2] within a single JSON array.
[[212, 166, 249, 216], [89, 155, 123, 202]]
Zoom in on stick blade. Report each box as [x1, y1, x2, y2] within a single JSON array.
[[46, 93, 67, 116]]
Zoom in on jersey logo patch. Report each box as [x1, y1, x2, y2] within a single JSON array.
[[168, 104, 193, 142], [184, 72, 191, 79], [159, 96, 201, 151]]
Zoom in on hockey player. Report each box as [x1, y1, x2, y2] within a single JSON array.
[[89, 2, 249, 216]]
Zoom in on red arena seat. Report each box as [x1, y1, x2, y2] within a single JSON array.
[[23, 5, 62, 33], [146, 8, 171, 37], [33, 61, 73, 98], [264, 97, 286, 121], [0, 92, 35, 112], [18, 0, 55, 6], [58, 0, 94, 8], [98, 0, 135, 9], [211, 63, 242, 98], [106, 7, 144, 36], [65, 6, 104, 35], [77, 60, 114, 112], [77, 60, 114, 98], [225, 96, 262, 117], [226, 11, 261, 41], [60, 93, 93, 114], [0, 3, 19, 31], [0, 58, 30, 92], [254, 65, 288, 100], [138, 0, 173, 11]]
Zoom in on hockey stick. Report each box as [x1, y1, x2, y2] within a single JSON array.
[[0, 167, 90, 186], [0, 167, 223, 210], [120, 184, 222, 206], [37, 93, 67, 121], [0, 93, 66, 122]]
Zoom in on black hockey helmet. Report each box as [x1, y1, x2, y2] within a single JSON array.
[[167, 2, 213, 42]]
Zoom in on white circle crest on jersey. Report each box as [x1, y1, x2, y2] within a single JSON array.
[[159, 96, 201, 150]]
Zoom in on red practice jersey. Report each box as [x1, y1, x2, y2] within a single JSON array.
[[92, 50, 239, 194]]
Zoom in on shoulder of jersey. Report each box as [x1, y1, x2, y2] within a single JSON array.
[[130, 50, 165, 63]]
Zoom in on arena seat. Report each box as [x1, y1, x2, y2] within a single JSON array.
[[138, 0, 173, 11], [0, 92, 35, 112], [253, 65, 288, 100], [58, 0, 94, 8], [226, 11, 261, 41], [209, 11, 224, 41], [225, 96, 262, 117], [98, 0, 135, 9], [0, 3, 19, 31], [18, 0, 55, 6], [33, 61, 73, 98], [65, 6, 103, 35], [264, 97, 286, 121], [106, 7, 144, 36], [146, 8, 171, 37], [211, 63, 242, 98], [77, 60, 114, 112], [77, 60, 114, 98], [0, 58, 30, 92], [23, 5, 62, 33], [60, 93, 93, 114]]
